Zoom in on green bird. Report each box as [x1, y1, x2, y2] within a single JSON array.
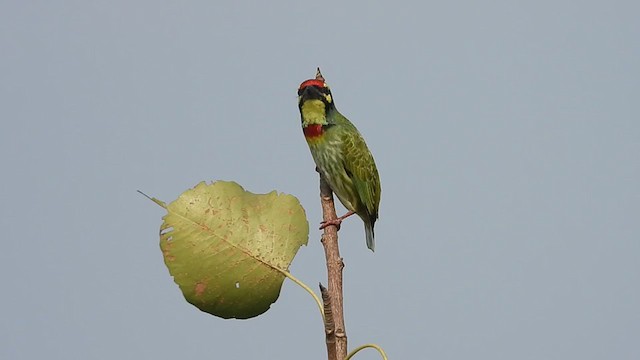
[[297, 68, 381, 251]]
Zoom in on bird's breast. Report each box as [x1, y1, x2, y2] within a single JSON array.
[[303, 124, 324, 139]]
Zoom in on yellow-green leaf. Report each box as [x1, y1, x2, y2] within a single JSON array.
[[158, 181, 308, 319]]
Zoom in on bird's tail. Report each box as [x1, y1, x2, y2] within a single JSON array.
[[365, 221, 375, 252]]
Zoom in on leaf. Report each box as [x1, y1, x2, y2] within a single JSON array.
[[158, 181, 309, 319]]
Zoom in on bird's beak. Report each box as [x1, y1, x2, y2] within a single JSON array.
[[301, 85, 322, 100]]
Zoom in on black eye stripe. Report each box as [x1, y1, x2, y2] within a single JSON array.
[[298, 85, 331, 96]]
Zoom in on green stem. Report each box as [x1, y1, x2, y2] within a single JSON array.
[[345, 344, 388, 360], [281, 270, 325, 322]]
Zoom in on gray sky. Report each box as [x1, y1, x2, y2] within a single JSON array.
[[1, 1, 638, 359]]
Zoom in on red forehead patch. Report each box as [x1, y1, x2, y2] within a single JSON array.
[[299, 79, 326, 90]]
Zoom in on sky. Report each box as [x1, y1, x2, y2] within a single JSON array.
[[1, 1, 638, 359]]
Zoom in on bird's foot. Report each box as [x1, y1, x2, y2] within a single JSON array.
[[319, 218, 343, 231], [319, 211, 356, 231]]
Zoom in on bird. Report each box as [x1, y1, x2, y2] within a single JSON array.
[[297, 68, 381, 251]]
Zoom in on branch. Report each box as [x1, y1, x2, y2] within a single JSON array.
[[320, 283, 336, 360], [319, 174, 347, 360]]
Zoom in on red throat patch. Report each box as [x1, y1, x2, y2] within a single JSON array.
[[303, 124, 323, 139]]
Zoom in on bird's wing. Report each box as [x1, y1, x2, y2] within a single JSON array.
[[341, 129, 381, 219]]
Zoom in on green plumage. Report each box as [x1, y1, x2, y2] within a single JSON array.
[[297, 69, 381, 251]]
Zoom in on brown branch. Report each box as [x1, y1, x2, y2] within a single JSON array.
[[319, 174, 347, 360], [319, 283, 336, 360]]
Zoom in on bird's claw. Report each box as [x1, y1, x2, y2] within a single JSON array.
[[318, 211, 356, 231], [319, 218, 342, 231]]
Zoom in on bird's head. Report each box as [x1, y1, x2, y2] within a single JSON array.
[[298, 68, 335, 126]]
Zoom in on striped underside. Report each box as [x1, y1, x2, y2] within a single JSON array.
[[307, 133, 358, 212]]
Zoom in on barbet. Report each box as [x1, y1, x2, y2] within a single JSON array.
[[297, 68, 381, 251]]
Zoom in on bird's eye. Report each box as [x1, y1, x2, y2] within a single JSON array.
[[298, 85, 331, 97]]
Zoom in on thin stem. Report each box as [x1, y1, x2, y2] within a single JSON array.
[[346, 344, 389, 360], [281, 270, 325, 322]]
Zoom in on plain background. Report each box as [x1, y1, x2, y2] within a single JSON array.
[[1, 1, 638, 359]]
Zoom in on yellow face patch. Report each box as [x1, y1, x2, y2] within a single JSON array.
[[323, 93, 332, 104], [300, 99, 327, 127]]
